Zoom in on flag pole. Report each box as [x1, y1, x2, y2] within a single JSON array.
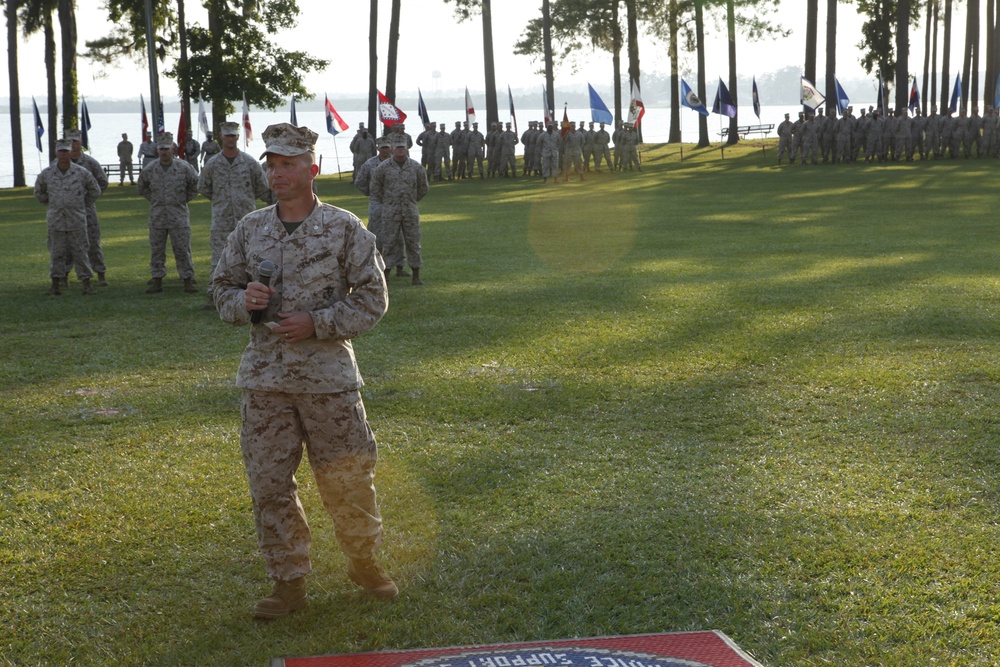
[[333, 137, 343, 181], [679, 110, 684, 162]]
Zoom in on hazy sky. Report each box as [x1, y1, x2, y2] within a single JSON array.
[[0, 1, 974, 103]]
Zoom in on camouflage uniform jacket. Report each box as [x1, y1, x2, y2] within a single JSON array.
[[563, 129, 585, 158], [34, 163, 102, 231], [371, 157, 429, 221], [136, 159, 199, 229], [71, 153, 109, 193], [198, 150, 272, 231], [212, 199, 388, 394]]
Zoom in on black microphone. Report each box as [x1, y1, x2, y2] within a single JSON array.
[[250, 260, 275, 324]]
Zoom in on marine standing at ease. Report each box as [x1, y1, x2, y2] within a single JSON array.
[[212, 123, 397, 619], [197, 121, 272, 309], [136, 132, 200, 294], [34, 138, 103, 296]]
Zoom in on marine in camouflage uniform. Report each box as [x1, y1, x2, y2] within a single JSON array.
[[185, 134, 201, 173], [486, 122, 501, 176], [136, 132, 200, 294], [201, 132, 221, 166], [34, 138, 102, 296], [198, 122, 272, 304], [116, 133, 135, 184], [212, 123, 396, 618], [66, 129, 110, 286], [355, 136, 406, 275], [371, 137, 430, 285], [451, 121, 468, 179], [432, 124, 452, 181], [521, 121, 536, 176], [466, 122, 486, 178], [416, 122, 436, 172], [138, 136, 158, 168], [594, 122, 612, 172], [499, 122, 518, 177], [561, 122, 585, 180], [349, 124, 377, 183], [776, 113, 792, 164], [539, 122, 562, 182]]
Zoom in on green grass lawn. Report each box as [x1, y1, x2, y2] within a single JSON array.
[[3, 142, 1000, 666]]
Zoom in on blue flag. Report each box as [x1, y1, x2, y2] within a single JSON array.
[[290, 95, 297, 125], [417, 88, 430, 126], [681, 79, 709, 116], [588, 84, 613, 124], [80, 98, 92, 150], [712, 78, 737, 118], [994, 73, 1000, 110], [835, 78, 850, 115], [32, 97, 44, 153], [950, 73, 962, 113], [752, 77, 761, 120]]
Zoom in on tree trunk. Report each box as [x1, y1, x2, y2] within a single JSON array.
[[57, 0, 77, 132], [931, 0, 939, 109], [7, 1, 25, 187], [726, 0, 738, 144], [543, 0, 555, 122], [45, 11, 56, 159], [923, 0, 933, 112], [695, 0, 709, 146], [368, 0, 377, 133], [208, 1, 224, 135], [895, 0, 909, 111], [482, 0, 499, 129], [667, 0, 680, 143], [385, 0, 400, 104], [178, 0, 190, 139], [963, 0, 979, 110], [941, 0, 952, 111], [825, 0, 838, 113], [611, 0, 622, 124], [626, 0, 641, 141], [985, 0, 995, 106], [805, 0, 818, 107]]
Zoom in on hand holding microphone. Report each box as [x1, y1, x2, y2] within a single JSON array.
[[249, 260, 276, 324]]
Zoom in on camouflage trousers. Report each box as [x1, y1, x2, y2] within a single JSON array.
[[62, 205, 105, 274], [380, 213, 421, 269], [208, 222, 237, 293], [48, 227, 92, 281], [240, 389, 384, 582], [148, 226, 194, 280], [368, 205, 404, 269], [594, 146, 612, 171]]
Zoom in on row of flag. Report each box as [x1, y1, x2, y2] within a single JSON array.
[[40, 72, 1000, 157]]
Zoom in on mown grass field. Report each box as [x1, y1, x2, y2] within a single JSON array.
[[2, 141, 1000, 666]]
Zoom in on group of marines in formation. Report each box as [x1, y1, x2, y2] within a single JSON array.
[[776, 105, 1000, 165], [350, 119, 644, 184]]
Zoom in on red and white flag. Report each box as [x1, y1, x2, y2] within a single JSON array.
[[140, 95, 149, 142], [542, 85, 551, 126], [176, 106, 187, 158], [325, 94, 349, 136], [242, 91, 253, 146], [465, 87, 476, 124], [628, 80, 645, 127], [377, 90, 407, 127]]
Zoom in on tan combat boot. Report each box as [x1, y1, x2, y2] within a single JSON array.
[[254, 577, 307, 620], [348, 558, 398, 600]]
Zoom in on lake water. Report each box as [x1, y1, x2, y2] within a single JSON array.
[[0, 103, 872, 188]]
